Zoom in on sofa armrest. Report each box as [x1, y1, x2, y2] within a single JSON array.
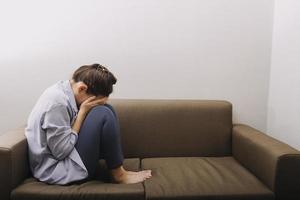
[[0, 126, 29, 200], [232, 124, 300, 200]]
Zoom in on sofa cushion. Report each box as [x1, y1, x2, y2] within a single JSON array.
[[141, 157, 274, 200], [109, 99, 232, 158], [11, 158, 144, 200]]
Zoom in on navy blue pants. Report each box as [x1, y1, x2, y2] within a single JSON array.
[[74, 104, 124, 180]]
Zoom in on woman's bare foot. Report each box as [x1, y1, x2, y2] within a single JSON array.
[[110, 166, 152, 184]]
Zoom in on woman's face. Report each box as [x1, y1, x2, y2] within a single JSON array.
[[71, 80, 108, 107], [81, 94, 107, 105], [78, 91, 108, 107]]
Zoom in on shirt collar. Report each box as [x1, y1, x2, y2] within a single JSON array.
[[62, 80, 79, 113]]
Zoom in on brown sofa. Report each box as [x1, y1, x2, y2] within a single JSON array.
[[1, 99, 300, 200]]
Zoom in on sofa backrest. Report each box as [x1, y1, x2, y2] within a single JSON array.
[[109, 99, 232, 158]]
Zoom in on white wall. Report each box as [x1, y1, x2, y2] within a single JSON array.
[[0, 0, 274, 134], [267, 0, 300, 150]]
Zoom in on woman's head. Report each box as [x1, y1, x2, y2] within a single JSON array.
[[72, 63, 117, 97], [70, 63, 117, 106]]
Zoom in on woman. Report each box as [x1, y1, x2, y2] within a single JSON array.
[[25, 63, 152, 185]]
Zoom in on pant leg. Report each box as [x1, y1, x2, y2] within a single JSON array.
[[101, 104, 124, 169], [98, 104, 120, 159], [74, 104, 124, 179]]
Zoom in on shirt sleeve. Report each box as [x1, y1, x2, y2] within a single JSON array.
[[41, 104, 79, 161]]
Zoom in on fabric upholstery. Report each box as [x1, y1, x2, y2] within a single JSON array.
[[11, 158, 144, 200], [141, 156, 274, 200], [0, 125, 30, 200], [232, 124, 300, 199], [109, 99, 232, 158], [232, 124, 300, 200], [276, 154, 300, 200]]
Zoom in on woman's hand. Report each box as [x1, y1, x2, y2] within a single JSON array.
[[79, 96, 108, 115], [72, 96, 108, 134]]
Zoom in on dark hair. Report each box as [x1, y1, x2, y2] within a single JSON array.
[[72, 63, 117, 96]]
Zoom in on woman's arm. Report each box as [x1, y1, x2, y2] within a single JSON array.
[[42, 97, 107, 160], [71, 110, 87, 134], [42, 104, 78, 160]]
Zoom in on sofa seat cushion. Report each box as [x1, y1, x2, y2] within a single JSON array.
[[11, 158, 144, 200], [141, 157, 274, 200]]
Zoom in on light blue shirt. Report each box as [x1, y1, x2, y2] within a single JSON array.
[[25, 80, 88, 185]]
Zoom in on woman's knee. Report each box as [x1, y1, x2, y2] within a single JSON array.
[[88, 105, 115, 119], [103, 103, 117, 117]]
